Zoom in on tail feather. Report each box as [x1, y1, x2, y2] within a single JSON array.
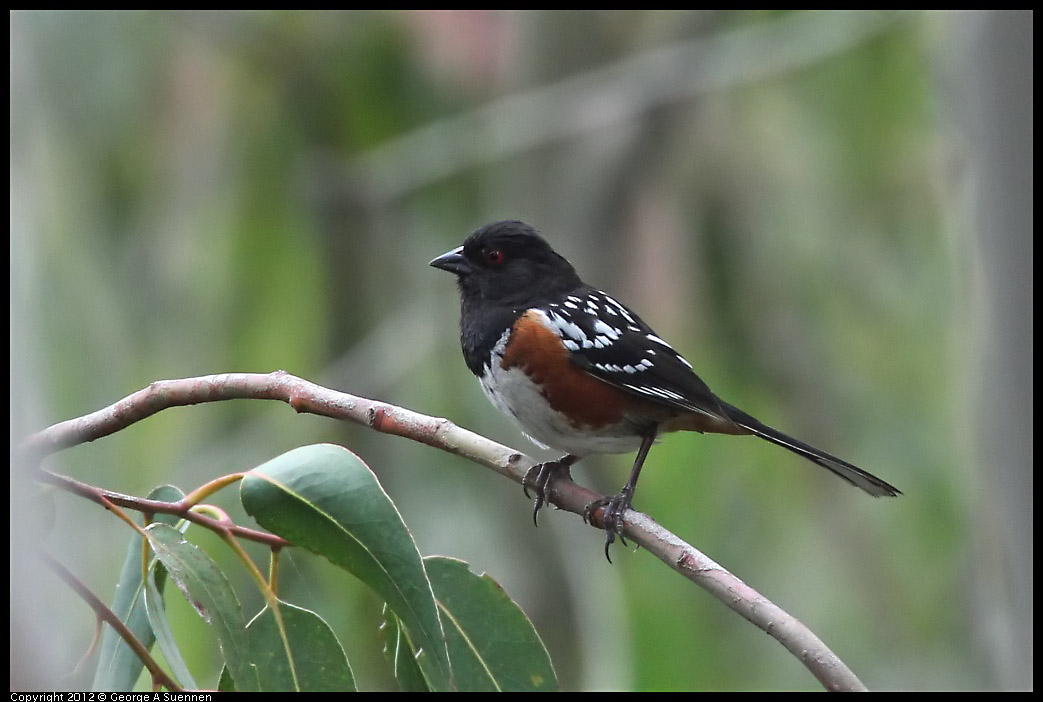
[[720, 402, 900, 497]]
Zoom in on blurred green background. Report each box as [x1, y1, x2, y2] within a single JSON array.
[[10, 10, 1031, 692]]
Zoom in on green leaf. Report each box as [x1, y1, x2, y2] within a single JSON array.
[[145, 523, 259, 692], [240, 444, 452, 691], [91, 484, 184, 692], [245, 601, 356, 692], [143, 564, 197, 690], [381, 604, 429, 692], [217, 666, 235, 692], [425, 557, 557, 692]]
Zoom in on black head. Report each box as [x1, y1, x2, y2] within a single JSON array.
[[430, 221, 583, 306]]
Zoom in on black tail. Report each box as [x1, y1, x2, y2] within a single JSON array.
[[720, 402, 900, 497]]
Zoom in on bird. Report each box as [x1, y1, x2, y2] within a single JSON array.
[[430, 220, 900, 560]]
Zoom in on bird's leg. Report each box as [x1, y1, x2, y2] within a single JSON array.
[[523, 454, 579, 526], [584, 432, 656, 563]]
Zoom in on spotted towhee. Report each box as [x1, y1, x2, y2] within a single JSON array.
[[431, 220, 900, 559]]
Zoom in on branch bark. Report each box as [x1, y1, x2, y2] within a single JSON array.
[[21, 371, 868, 691], [41, 553, 182, 692]]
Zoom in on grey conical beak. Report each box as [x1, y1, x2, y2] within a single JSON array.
[[429, 245, 471, 275]]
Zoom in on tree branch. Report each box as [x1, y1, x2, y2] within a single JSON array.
[[21, 371, 868, 691], [41, 553, 182, 692], [34, 469, 290, 550]]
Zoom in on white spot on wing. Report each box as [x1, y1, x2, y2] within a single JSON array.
[[593, 319, 621, 340], [623, 382, 687, 402], [603, 295, 637, 323], [646, 333, 673, 349], [542, 309, 587, 344]]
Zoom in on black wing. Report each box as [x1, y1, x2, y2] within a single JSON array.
[[536, 288, 901, 497], [537, 287, 730, 422]]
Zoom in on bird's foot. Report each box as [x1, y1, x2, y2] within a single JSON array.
[[522, 455, 576, 526], [583, 487, 635, 563]]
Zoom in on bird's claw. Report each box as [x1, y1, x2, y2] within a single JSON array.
[[522, 458, 573, 526], [583, 490, 634, 563]]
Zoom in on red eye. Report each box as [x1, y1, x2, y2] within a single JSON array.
[[485, 249, 505, 265]]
